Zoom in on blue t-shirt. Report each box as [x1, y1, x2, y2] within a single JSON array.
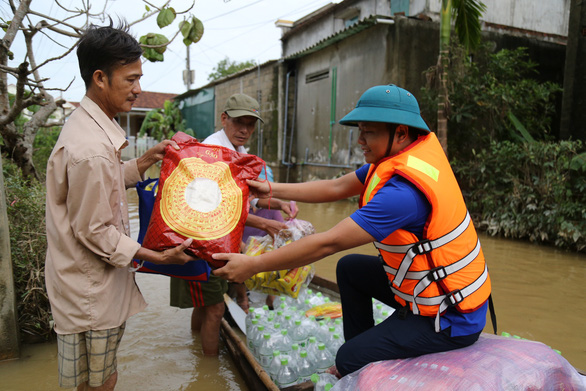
[[350, 164, 487, 337]]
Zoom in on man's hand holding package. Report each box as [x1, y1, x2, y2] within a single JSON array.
[[212, 252, 259, 283]]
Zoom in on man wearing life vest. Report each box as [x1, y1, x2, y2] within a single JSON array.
[[212, 85, 492, 377]]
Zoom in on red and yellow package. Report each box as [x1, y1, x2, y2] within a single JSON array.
[[243, 219, 316, 298], [142, 132, 264, 268]]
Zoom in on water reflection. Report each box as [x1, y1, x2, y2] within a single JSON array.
[[1, 190, 584, 390]]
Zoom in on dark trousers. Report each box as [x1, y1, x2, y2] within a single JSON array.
[[335, 253, 481, 376]]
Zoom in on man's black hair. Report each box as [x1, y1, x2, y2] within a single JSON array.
[[77, 18, 143, 89]]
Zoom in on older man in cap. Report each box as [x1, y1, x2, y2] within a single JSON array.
[[170, 93, 297, 355]]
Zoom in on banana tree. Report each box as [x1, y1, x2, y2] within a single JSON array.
[[437, 0, 486, 155]]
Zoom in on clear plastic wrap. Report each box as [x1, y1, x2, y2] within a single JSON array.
[[244, 219, 316, 298], [332, 333, 586, 390]]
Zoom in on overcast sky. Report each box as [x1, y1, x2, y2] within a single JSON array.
[[3, 0, 340, 102]]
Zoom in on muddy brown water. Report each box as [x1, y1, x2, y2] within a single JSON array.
[[1, 190, 584, 390]]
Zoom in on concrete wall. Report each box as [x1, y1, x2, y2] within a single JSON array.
[[283, 15, 566, 181], [288, 17, 439, 181], [282, 0, 393, 58], [420, 0, 570, 38], [209, 61, 283, 165]]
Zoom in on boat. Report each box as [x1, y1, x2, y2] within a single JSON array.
[[221, 275, 338, 391], [221, 275, 586, 391]]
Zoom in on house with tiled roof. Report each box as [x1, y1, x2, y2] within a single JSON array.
[[117, 91, 177, 138]]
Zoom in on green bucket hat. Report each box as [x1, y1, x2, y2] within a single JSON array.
[[339, 84, 429, 132], [223, 93, 264, 123]]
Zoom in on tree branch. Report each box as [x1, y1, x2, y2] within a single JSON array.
[[128, 0, 171, 27]]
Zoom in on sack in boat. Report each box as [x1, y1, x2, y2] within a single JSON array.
[[132, 177, 211, 281], [141, 131, 265, 269], [244, 219, 316, 298], [331, 333, 586, 390]]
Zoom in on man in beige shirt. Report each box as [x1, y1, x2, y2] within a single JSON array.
[[45, 22, 194, 391]]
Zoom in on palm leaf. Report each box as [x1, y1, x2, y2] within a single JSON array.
[[452, 0, 486, 52]]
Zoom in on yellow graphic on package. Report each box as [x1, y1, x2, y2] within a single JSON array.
[[160, 157, 243, 240]]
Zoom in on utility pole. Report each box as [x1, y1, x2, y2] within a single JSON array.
[[183, 45, 195, 91]]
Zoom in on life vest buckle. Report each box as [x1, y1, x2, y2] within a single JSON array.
[[447, 289, 464, 306], [429, 266, 447, 281], [413, 239, 433, 255]]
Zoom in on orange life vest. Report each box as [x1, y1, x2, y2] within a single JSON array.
[[360, 132, 491, 332]]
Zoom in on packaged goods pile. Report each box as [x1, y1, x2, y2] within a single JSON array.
[[244, 289, 395, 389], [243, 219, 317, 298]]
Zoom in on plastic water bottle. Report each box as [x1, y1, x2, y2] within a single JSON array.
[[258, 333, 274, 368], [288, 343, 300, 369], [245, 307, 256, 334], [275, 358, 299, 388], [329, 333, 344, 356], [251, 325, 266, 358], [282, 313, 294, 331], [309, 291, 326, 307], [291, 319, 309, 347], [301, 315, 318, 339], [374, 302, 383, 319], [267, 350, 281, 380], [246, 319, 259, 351], [311, 373, 338, 391], [297, 350, 314, 383], [316, 320, 329, 343], [314, 343, 334, 373], [305, 336, 319, 366], [277, 330, 293, 355], [334, 318, 343, 335]]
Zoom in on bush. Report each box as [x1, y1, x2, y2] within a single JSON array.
[[3, 158, 52, 342], [33, 126, 61, 178], [453, 141, 586, 252], [420, 43, 562, 161]]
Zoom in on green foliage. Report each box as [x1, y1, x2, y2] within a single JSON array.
[[139, 33, 169, 62], [452, 0, 487, 52], [208, 57, 257, 82], [179, 17, 204, 46], [32, 126, 60, 177], [157, 7, 176, 28], [453, 140, 586, 252], [3, 158, 52, 342], [140, 7, 204, 61], [421, 43, 562, 160], [139, 100, 194, 141]]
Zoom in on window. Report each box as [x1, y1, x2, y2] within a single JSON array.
[[306, 69, 330, 83]]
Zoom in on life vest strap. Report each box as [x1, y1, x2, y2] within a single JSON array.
[[433, 264, 490, 332], [411, 239, 482, 313], [389, 262, 489, 332], [376, 211, 472, 288]]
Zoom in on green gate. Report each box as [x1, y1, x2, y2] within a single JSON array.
[[177, 87, 215, 141]]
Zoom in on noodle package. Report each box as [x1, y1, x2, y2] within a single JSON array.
[[243, 219, 316, 298], [141, 131, 265, 268]]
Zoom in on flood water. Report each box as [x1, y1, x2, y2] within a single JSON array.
[[1, 190, 584, 390]]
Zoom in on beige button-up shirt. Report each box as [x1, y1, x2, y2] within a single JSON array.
[[45, 96, 147, 334]]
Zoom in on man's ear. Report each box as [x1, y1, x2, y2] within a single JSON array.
[[396, 124, 409, 141], [92, 70, 107, 89]]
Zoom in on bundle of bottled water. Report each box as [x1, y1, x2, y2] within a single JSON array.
[[244, 287, 395, 389]]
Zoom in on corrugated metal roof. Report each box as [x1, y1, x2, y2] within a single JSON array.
[[284, 15, 390, 60]]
